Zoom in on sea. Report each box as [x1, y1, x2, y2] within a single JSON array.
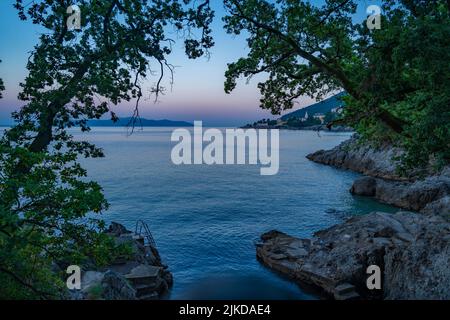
[[72, 127, 397, 299]]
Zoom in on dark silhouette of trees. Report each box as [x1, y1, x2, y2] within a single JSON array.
[[223, 0, 450, 171], [1, 0, 213, 298]]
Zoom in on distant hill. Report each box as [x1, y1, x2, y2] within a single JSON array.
[[88, 117, 193, 127], [280, 92, 346, 120]]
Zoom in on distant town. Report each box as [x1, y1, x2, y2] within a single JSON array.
[[243, 92, 351, 131]]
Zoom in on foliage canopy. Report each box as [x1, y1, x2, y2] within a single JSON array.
[[1, 0, 213, 298], [223, 0, 450, 172]]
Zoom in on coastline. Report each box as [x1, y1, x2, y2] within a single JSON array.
[[306, 135, 449, 217], [241, 124, 354, 132], [256, 212, 450, 300], [255, 135, 450, 299]]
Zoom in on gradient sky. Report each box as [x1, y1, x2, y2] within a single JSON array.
[[0, 0, 377, 126]]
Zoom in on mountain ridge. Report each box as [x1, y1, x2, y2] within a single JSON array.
[[280, 92, 346, 120], [87, 117, 193, 127]]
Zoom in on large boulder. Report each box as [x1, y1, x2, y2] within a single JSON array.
[[422, 196, 450, 218], [101, 271, 136, 300], [348, 173, 450, 216], [106, 222, 132, 236], [256, 211, 450, 300], [375, 178, 449, 213], [77, 270, 137, 300], [350, 176, 377, 196]]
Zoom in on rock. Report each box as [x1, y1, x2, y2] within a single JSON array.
[[101, 271, 137, 300], [348, 175, 449, 215], [375, 178, 449, 212], [286, 248, 308, 258], [306, 135, 406, 180], [126, 265, 162, 282], [350, 176, 377, 196], [334, 283, 360, 300], [105, 223, 172, 300], [422, 196, 450, 219], [307, 135, 450, 216], [72, 222, 173, 300], [81, 271, 104, 294], [106, 222, 132, 236], [256, 211, 450, 300]]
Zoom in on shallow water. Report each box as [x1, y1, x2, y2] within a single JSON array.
[[75, 127, 397, 299]]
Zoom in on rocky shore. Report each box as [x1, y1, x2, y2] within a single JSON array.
[[306, 135, 450, 217], [256, 212, 450, 300], [71, 222, 172, 300], [256, 135, 449, 299], [306, 135, 407, 180]]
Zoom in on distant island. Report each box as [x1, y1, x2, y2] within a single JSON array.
[[88, 117, 193, 127], [243, 92, 352, 132]]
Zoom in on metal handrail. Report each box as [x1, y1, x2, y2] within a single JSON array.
[[134, 219, 157, 248]]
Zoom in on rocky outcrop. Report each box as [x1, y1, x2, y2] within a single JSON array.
[[350, 176, 377, 196], [349, 168, 450, 217], [306, 135, 406, 180], [307, 136, 450, 216], [422, 196, 450, 219], [256, 212, 450, 300], [73, 222, 172, 300]]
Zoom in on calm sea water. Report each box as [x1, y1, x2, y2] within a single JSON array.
[[74, 127, 397, 300]]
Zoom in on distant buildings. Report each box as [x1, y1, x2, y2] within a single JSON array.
[[298, 111, 309, 122], [331, 107, 343, 114], [297, 110, 325, 124], [295, 108, 341, 124], [313, 113, 325, 123], [247, 100, 344, 128]]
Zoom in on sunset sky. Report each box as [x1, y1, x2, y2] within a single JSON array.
[[0, 1, 376, 126]]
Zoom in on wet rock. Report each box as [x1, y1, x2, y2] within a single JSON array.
[[256, 211, 450, 300], [350, 176, 377, 196]]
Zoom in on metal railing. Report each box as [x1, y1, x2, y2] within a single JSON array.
[[134, 219, 157, 248]]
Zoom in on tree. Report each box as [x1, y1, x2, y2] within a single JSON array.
[[223, 0, 450, 171], [1, 0, 213, 298], [323, 111, 338, 125]]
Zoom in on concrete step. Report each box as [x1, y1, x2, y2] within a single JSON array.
[[125, 264, 162, 286], [334, 283, 356, 295], [334, 290, 360, 300], [134, 282, 161, 296], [107, 261, 140, 275], [137, 292, 159, 300], [132, 235, 145, 245], [125, 264, 161, 279]]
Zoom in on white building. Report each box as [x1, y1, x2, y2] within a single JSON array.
[[300, 111, 309, 122]]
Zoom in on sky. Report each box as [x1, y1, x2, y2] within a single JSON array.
[[0, 0, 377, 126]]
